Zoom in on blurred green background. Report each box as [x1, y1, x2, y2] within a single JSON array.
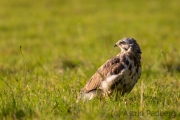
[[0, 0, 180, 119]]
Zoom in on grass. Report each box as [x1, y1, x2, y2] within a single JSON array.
[[0, 0, 180, 119]]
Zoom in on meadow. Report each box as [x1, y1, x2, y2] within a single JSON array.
[[0, 0, 180, 119]]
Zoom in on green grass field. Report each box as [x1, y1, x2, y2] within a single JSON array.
[[0, 0, 180, 119]]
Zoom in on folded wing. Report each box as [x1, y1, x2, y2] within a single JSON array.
[[81, 55, 127, 93]]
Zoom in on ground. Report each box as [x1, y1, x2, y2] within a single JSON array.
[[0, 0, 180, 119]]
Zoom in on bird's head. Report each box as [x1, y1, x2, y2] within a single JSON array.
[[114, 37, 142, 54]]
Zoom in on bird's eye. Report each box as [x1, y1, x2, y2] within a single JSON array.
[[120, 41, 125, 44]]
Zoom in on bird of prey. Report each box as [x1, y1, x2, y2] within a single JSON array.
[[78, 37, 142, 101]]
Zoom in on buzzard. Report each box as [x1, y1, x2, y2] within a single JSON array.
[[78, 37, 142, 101]]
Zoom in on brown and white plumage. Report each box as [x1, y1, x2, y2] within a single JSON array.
[[78, 37, 142, 101]]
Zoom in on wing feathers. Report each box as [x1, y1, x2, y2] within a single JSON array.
[[81, 54, 126, 93]]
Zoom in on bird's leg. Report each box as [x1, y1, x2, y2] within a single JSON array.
[[115, 91, 119, 101], [113, 88, 119, 101]]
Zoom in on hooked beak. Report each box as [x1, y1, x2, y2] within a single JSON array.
[[114, 44, 117, 47]]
